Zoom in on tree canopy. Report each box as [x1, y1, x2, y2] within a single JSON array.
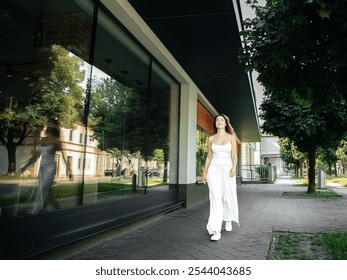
[[239, 0, 347, 192], [89, 78, 147, 154], [34, 45, 84, 126], [89, 77, 170, 160], [278, 137, 306, 176]]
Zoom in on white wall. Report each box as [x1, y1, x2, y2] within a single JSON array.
[[260, 136, 284, 174], [261, 136, 280, 158]]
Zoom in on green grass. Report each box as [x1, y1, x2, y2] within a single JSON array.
[[44, 179, 166, 198], [0, 175, 35, 180], [268, 231, 347, 260], [311, 232, 347, 260], [326, 174, 347, 187], [0, 178, 167, 206], [293, 174, 347, 187], [292, 177, 310, 186], [268, 232, 312, 260], [282, 188, 342, 198]]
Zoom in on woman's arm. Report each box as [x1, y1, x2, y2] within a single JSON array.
[[229, 134, 238, 178], [19, 151, 39, 173], [202, 136, 213, 184]]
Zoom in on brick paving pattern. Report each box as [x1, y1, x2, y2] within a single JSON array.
[[65, 176, 347, 260]]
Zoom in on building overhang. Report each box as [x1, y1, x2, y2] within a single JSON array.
[[128, 0, 261, 142]]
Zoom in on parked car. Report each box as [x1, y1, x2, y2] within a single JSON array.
[[104, 169, 117, 176], [147, 168, 160, 177]]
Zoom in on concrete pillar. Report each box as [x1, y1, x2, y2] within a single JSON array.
[[169, 84, 180, 185], [178, 84, 209, 208], [178, 84, 197, 185]]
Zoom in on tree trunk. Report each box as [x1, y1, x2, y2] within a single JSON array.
[[328, 163, 332, 175], [307, 146, 316, 193], [163, 150, 168, 183], [3, 123, 32, 176], [299, 161, 303, 177], [6, 143, 17, 175], [334, 161, 337, 177]]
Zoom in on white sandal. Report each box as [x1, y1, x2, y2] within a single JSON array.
[[225, 221, 232, 232], [210, 231, 221, 241]]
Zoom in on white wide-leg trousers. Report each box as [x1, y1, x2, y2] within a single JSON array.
[[206, 164, 239, 234]]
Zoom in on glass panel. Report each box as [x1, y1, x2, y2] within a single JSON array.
[[0, 0, 94, 218], [0, 0, 180, 218], [87, 8, 150, 201], [196, 128, 209, 183], [148, 61, 179, 190], [85, 8, 179, 203]]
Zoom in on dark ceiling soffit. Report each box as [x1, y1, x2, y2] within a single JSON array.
[[127, 0, 261, 142]]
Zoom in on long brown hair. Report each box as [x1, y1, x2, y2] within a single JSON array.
[[45, 119, 61, 139], [213, 114, 235, 134]]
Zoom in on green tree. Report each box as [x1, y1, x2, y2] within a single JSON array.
[[0, 45, 84, 175], [336, 138, 347, 174], [317, 146, 338, 176], [151, 149, 164, 165], [196, 130, 208, 179], [151, 148, 165, 181], [89, 77, 146, 153], [90, 77, 170, 182], [34, 45, 84, 125], [240, 0, 347, 193], [278, 137, 306, 176]]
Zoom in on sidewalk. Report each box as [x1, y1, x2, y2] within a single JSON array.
[[61, 175, 347, 260]]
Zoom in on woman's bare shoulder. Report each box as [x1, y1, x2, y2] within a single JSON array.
[[208, 135, 215, 142], [228, 133, 236, 141]]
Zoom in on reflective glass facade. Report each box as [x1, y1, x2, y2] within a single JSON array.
[[0, 0, 180, 221]]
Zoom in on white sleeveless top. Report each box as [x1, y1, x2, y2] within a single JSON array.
[[38, 144, 57, 165], [211, 142, 232, 166]]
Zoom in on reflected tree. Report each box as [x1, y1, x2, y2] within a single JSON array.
[[0, 45, 84, 175], [196, 130, 208, 179], [90, 77, 170, 182], [90, 77, 145, 152]]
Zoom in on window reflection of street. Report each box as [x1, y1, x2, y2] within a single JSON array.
[[0, 170, 170, 218], [0, 0, 179, 220]]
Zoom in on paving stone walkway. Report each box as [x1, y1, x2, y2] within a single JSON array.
[[64, 176, 347, 260]]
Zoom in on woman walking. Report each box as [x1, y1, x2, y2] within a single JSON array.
[[202, 114, 239, 241]]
